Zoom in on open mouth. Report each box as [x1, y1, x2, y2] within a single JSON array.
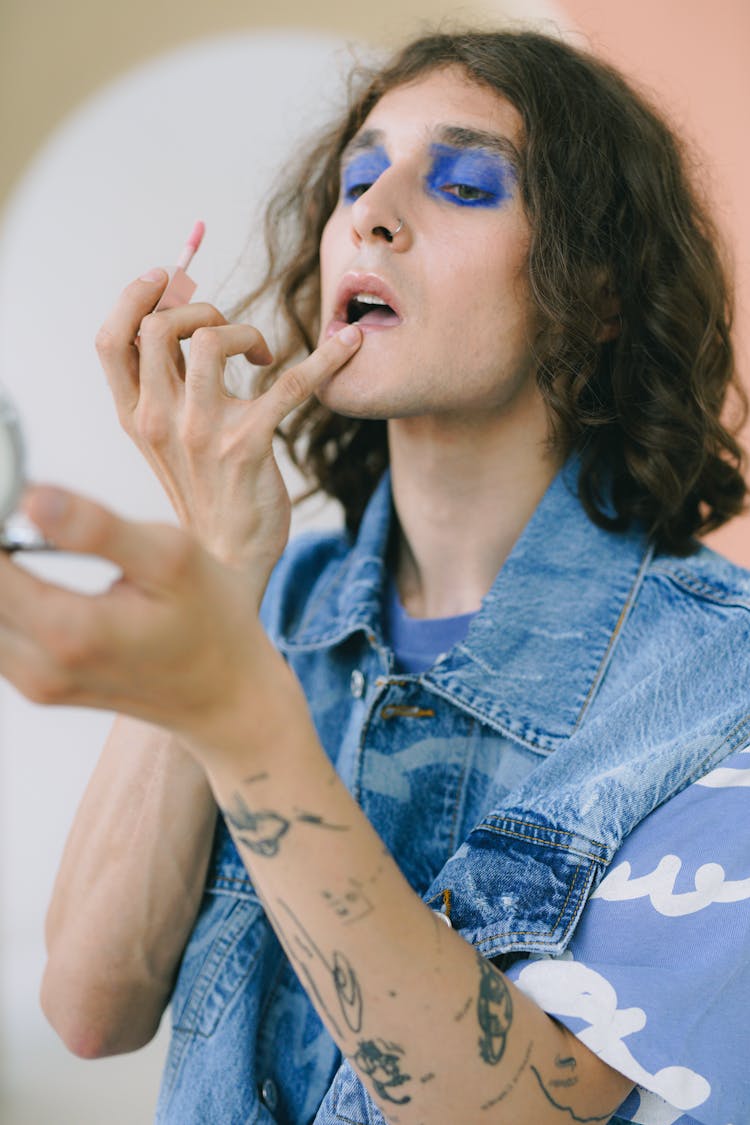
[[346, 292, 400, 327], [325, 273, 404, 339]]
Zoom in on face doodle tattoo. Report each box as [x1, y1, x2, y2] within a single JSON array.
[[354, 1039, 413, 1104]]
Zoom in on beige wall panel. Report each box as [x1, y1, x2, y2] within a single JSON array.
[[0, 0, 564, 204]]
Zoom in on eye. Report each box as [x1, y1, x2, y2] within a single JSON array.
[[344, 181, 374, 203], [442, 183, 495, 203], [340, 147, 391, 206]]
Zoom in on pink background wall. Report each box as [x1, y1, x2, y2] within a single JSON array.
[[562, 0, 750, 564]]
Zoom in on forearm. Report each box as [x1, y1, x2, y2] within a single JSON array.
[[42, 715, 217, 1057], [204, 697, 633, 1125]]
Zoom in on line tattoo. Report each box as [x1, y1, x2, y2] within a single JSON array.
[[480, 1039, 533, 1110], [277, 899, 363, 1033], [294, 810, 350, 831], [476, 953, 513, 1065], [221, 792, 290, 857], [530, 1065, 620, 1123], [354, 1038, 413, 1105], [261, 899, 346, 1039]]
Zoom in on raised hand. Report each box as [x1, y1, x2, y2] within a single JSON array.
[[95, 271, 361, 593], [0, 487, 309, 754]]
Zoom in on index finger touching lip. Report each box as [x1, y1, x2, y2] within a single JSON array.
[[257, 324, 362, 429]]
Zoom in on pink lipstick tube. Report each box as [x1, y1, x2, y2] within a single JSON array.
[[155, 220, 205, 310]]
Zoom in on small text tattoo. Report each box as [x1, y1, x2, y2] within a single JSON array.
[[549, 1053, 579, 1090], [530, 1065, 620, 1123], [454, 995, 473, 1023], [320, 878, 375, 926], [476, 953, 513, 1065], [354, 1038, 412, 1105], [242, 771, 269, 785], [222, 792, 289, 858]]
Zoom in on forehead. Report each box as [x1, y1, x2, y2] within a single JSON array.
[[359, 66, 523, 149]]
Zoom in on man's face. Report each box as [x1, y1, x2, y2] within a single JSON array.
[[317, 66, 544, 429]]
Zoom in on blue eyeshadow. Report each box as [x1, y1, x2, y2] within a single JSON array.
[[341, 146, 391, 203], [426, 144, 514, 207]]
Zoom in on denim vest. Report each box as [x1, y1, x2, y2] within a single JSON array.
[[156, 460, 750, 1125]]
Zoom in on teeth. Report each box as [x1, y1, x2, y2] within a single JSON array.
[[353, 292, 388, 306]]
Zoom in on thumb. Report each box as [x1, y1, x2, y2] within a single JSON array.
[[22, 485, 184, 588]]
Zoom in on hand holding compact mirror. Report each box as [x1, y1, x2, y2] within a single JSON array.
[[0, 385, 50, 552]]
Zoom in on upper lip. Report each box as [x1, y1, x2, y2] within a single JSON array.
[[333, 272, 403, 323]]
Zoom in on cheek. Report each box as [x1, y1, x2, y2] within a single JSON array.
[[319, 210, 347, 266]]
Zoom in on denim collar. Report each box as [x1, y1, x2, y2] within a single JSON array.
[[281, 457, 654, 752]]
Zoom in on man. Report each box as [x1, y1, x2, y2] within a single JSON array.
[[4, 30, 749, 1125]]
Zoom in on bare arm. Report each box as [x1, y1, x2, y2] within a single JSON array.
[[41, 715, 216, 1057]]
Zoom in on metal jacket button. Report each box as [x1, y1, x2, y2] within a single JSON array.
[[260, 1077, 278, 1111], [350, 669, 366, 698]]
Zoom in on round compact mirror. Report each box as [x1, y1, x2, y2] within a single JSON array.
[[0, 385, 49, 551], [0, 386, 26, 523]]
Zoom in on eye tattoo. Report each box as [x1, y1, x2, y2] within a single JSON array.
[[354, 1038, 413, 1104]]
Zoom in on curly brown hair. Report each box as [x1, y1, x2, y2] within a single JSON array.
[[233, 28, 747, 553]]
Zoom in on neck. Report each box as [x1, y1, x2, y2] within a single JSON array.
[[388, 407, 561, 619]]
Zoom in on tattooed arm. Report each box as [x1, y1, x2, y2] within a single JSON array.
[[205, 716, 635, 1125]]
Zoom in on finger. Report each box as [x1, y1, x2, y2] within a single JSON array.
[[0, 565, 115, 710], [185, 323, 274, 409], [95, 269, 169, 416], [0, 544, 100, 661], [0, 617, 68, 706], [255, 325, 361, 431], [20, 486, 194, 593], [137, 302, 230, 396]]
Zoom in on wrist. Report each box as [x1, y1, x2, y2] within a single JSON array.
[[187, 649, 321, 781]]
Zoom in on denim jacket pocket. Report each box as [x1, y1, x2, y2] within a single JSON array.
[[422, 810, 611, 959], [157, 885, 282, 1123], [171, 891, 269, 1036]]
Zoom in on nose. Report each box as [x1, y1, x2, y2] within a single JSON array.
[[350, 172, 411, 250]]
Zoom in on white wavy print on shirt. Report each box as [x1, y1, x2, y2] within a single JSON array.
[[592, 855, 750, 916], [694, 764, 750, 787], [515, 958, 710, 1114]]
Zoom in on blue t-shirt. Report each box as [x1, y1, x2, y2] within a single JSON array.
[[506, 744, 750, 1125], [383, 576, 476, 673]]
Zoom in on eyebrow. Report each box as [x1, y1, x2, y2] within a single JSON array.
[[341, 124, 521, 170]]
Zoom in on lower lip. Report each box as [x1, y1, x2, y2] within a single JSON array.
[[325, 316, 403, 339]]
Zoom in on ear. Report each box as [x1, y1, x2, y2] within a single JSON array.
[[596, 274, 621, 343]]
